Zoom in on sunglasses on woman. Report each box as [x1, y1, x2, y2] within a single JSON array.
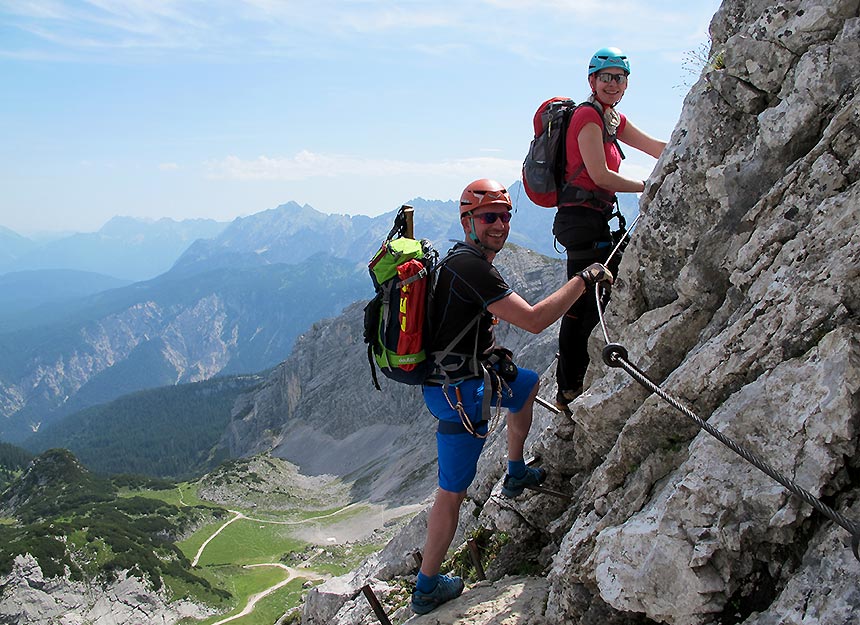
[[471, 211, 512, 224], [596, 72, 628, 85]]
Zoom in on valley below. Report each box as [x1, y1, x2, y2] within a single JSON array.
[[0, 452, 425, 625], [173, 478, 422, 625]]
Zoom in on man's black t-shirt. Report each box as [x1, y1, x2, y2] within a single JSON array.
[[427, 243, 512, 380]]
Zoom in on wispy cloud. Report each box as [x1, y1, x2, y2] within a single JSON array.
[[0, 0, 717, 63], [206, 151, 521, 183]]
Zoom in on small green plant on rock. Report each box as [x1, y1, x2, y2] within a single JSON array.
[[679, 37, 726, 89]]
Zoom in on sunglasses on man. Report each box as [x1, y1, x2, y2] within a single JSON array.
[[470, 211, 512, 224], [596, 72, 628, 85]]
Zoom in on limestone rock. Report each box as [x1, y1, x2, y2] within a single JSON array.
[[0, 554, 213, 625], [540, 3, 860, 623], [404, 576, 549, 625]]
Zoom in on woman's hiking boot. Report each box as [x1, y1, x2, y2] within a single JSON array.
[[554, 387, 582, 414], [410, 574, 465, 614], [501, 466, 547, 498]]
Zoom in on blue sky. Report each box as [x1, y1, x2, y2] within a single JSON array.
[[0, 0, 721, 235]]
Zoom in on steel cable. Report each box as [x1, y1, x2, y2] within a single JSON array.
[[590, 221, 860, 560]]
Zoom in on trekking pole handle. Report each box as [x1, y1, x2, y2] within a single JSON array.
[[402, 204, 415, 239]]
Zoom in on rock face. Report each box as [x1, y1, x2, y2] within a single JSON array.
[[307, 2, 860, 624], [402, 576, 550, 625], [0, 554, 213, 625], [535, 3, 860, 623]]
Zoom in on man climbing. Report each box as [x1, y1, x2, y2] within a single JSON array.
[[411, 178, 613, 615]]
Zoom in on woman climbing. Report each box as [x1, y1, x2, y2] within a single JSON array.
[[554, 46, 666, 413]]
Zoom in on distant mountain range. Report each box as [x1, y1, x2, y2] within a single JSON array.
[[0, 216, 229, 281], [0, 186, 639, 447], [0, 226, 35, 267], [0, 256, 367, 443], [172, 183, 639, 273], [0, 270, 131, 329]]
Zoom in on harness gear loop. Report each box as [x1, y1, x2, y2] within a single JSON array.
[[595, 291, 860, 562], [439, 359, 512, 440]]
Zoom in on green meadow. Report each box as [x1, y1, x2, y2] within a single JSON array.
[[193, 518, 306, 567], [161, 479, 400, 624], [187, 566, 307, 625]]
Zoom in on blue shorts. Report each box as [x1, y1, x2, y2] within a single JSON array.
[[423, 366, 539, 493]]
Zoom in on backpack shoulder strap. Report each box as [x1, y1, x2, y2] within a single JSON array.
[[425, 242, 487, 385], [564, 102, 627, 187]]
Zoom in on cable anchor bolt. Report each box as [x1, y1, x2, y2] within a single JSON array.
[[602, 343, 628, 367]]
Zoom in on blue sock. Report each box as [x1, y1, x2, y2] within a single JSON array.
[[508, 459, 526, 479], [416, 572, 437, 594]]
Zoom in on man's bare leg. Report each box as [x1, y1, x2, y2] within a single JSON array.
[[419, 488, 466, 578]]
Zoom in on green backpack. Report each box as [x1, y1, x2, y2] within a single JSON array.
[[363, 206, 439, 389]]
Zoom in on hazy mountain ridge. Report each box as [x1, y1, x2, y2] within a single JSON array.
[[0, 227, 36, 266], [0, 258, 366, 442], [0, 269, 131, 328], [0, 216, 229, 282], [173, 185, 640, 275]]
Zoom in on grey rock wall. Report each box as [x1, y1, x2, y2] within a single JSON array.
[[0, 554, 213, 625], [537, 2, 860, 623]]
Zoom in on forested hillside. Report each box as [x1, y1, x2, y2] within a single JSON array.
[[0, 449, 228, 601], [25, 374, 264, 479], [0, 441, 32, 492]]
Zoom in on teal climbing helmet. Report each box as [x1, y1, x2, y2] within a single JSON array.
[[588, 47, 630, 75]]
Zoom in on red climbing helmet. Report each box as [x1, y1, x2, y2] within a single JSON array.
[[459, 179, 512, 216]]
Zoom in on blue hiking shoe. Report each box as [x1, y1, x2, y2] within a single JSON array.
[[501, 466, 547, 499], [410, 574, 465, 615]]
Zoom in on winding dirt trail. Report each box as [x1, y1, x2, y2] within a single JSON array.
[[192, 510, 244, 567], [208, 563, 325, 625], [191, 503, 373, 622]]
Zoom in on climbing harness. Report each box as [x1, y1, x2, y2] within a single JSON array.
[[591, 225, 860, 561], [603, 213, 638, 269], [440, 358, 513, 439], [552, 200, 629, 258]]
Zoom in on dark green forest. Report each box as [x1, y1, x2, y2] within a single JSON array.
[[25, 374, 263, 479], [0, 441, 33, 491]]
